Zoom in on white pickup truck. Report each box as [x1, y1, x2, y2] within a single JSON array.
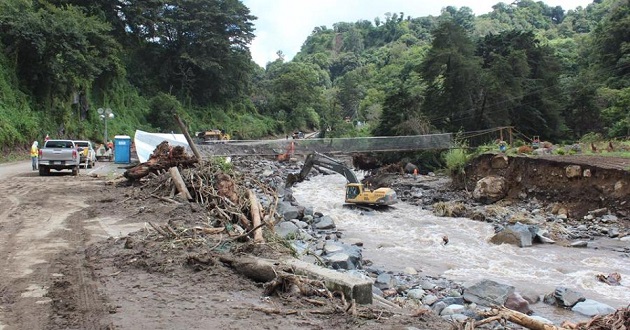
[[38, 140, 81, 176], [73, 140, 97, 168]]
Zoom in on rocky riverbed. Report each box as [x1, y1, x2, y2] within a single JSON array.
[[232, 153, 630, 328]]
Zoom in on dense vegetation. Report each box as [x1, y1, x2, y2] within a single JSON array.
[[0, 0, 628, 153]]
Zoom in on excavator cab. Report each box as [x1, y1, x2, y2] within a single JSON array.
[[346, 184, 361, 200]]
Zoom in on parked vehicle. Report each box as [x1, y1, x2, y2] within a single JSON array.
[[73, 140, 96, 168], [38, 140, 81, 176], [195, 129, 230, 143]]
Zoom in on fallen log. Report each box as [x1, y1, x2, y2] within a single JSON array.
[[218, 255, 278, 282], [467, 307, 569, 330], [124, 141, 197, 181], [174, 114, 203, 161], [248, 190, 264, 243], [169, 167, 193, 201]]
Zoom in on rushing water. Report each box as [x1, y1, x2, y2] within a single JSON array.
[[292, 174, 630, 322]]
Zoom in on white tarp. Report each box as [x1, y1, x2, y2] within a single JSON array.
[[134, 130, 189, 163]]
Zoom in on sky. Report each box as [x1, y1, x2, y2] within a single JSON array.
[[242, 0, 594, 67]]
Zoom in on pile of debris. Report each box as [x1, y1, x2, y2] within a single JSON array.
[[123, 141, 273, 244], [114, 141, 407, 324]]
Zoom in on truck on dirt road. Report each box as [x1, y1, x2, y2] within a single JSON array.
[[38, 139, 81, 176]]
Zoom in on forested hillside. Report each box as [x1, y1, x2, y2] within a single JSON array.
[[0, 0, 628, 153], [259, 0, 630, 140]]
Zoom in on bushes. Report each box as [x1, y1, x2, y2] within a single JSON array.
[[443, 147, 470, 176]]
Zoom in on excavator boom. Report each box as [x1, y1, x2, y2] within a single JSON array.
[[297, 152, 359, 183]]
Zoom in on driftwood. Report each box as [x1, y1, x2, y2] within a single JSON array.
[[562, 304, 630, 330], [218, 255, 278, 282], [193, 227, 224, 235], [251, 307, 298, 315], [248, 190, 264, 243], [124, 141, 198, 181], [151, 194, 180, 204], [169, 167, 193, 201], [464, 307, 568, 330]]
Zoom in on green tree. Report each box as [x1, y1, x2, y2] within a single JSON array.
[[590, 0, 630, 88], [0, 1, 121, 109], [147, 93, 182, 132], [117, 0, 256, 105], [268, 62, 324, 130], [419, 20, 482, 132]]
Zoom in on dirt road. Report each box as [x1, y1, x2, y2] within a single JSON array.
[[0, 161, 133, 329]]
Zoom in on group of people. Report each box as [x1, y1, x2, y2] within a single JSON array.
[[30, 134, 50, 171]]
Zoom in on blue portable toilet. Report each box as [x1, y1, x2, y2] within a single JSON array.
[[114, 135, 131, 164]]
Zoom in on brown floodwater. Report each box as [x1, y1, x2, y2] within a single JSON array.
[[293, 174, 630, 324]]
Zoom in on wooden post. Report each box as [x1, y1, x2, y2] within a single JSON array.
[[174, 114, 203, 161], [508, 126, 513, 147], [169, 167, 193, 201]]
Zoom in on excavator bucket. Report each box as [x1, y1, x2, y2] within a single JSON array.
[[285, 172, 303, 188]]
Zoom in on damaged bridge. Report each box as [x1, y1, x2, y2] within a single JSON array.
[[134, 130, 453, 161], [196, 134, 454, 157]]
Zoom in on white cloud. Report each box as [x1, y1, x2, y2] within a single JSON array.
[[243, 0, 594, 67]]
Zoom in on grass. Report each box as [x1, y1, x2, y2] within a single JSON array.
[[0, 150, 29, 164], [581, 140, 630, 158], [444, 147, 470, 176]]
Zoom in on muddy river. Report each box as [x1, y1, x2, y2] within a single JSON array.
[[293, 174, 630, 322]]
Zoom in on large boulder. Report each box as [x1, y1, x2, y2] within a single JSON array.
[[505, 292, 533, 315], [473, 176, 508, 204], [565, 165, 582, 179], [489, 223, 534, 247], [278, 202, 300, 220], [322, 241, 362, 270], [572, 299, 616, 317], [374, 273, 398, 290], [274, 221, 300, 239], [544, 287, 585, 307], [313, 215, 336, 230], [404, 162, 419, 174], [463, 280, 515, 307]]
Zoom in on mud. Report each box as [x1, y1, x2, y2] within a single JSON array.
[[0, 161, 451, 330]]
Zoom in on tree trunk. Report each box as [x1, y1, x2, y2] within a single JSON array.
[[248, 190, 264, 243], [169, 167, 193, 201]]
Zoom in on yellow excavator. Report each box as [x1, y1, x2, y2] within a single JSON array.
[[287, 152, 397, 206]]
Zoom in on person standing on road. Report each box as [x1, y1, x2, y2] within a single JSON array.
[[30, 141, 39, 171]]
